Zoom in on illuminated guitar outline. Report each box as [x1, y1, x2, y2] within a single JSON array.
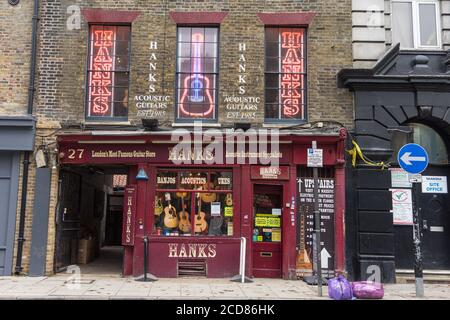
[[179, 33, 214, 118]]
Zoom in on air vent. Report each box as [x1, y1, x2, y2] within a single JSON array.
[[178, 260, 207, 277]]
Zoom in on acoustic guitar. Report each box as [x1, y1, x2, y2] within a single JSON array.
[[297, 211, 312, 270], [178, 193, 191, 233], [195, 193, 208, 234], [225, 193, 233, 206], [154, 196, 163, 216], [163, 193, 179, 229], [200, 182, 216, 203]]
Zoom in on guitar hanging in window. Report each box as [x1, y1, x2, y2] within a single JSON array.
[[179, 32, 215, 118]]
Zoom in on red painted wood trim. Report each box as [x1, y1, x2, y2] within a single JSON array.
[[81, 9, 141, 24], [257, 12, 316, 26], [169, 11, 228, 24]]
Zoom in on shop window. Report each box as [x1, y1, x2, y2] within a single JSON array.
[[391, 123, 448, 164], [86, 25, 131, 120], [265, 27, 307, 122], [175, 27, 219, 121], [154, 170, 233, 236], [392, 0, 441, 49]]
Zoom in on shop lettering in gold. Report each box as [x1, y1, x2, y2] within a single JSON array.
[[91, 150, 156, 158], [168, 243, 217, 258], [157, 176, 176, 184]]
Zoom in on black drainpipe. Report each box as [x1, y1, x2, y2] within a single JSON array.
[[15, 0, 40, 274]]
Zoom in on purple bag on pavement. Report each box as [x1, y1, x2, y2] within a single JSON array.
[[328, 275, 353, 300], [351, 281, 384, 299]]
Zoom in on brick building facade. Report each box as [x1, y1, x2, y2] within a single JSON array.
[[1, 0, 353, 279]]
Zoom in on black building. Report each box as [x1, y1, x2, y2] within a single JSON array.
[[339, 44, 450, 283]]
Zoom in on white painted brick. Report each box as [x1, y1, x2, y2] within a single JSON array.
[[353, 11, 385, 27], [353, 0, 385, 12], [353, 42, 387, 60], [353, 27, 386, 41]]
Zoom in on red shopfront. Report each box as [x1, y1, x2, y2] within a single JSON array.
[[57, 129, 346, 279]]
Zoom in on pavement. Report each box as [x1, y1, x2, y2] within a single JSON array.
[[0, 273, 449, 300]]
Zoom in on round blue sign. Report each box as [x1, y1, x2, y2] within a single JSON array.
[[397, 143, 429, 174]]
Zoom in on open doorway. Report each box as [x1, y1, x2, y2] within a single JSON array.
[[55, 166, 128, 276]]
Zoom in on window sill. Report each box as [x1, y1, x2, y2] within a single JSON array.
[[171, 122, 222, 128], [82, 121, 132, 126]]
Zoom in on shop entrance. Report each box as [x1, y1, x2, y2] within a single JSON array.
[[252, 184, 283, 278], [55, 166, 128, 275]]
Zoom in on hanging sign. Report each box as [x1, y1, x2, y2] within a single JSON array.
[[250, 166, 290, 180], [122, 185, 137, 246], [391, 189, 413, 225]]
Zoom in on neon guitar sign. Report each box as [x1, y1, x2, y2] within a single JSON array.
[[280, 31, 304, 118], [179, 33, 215, 118], [88, 27, 115, 116]]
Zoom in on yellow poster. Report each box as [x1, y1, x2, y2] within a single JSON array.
[[224, 206, 233, 217], [272, 228, 281, 242], [255, 214, 281, 227]]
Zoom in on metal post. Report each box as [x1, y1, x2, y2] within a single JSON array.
[[231, 237, 253, 283], [135, 235, 158, 282], [313, 161, 322, 296], [241, 237, 246, 283], [412, 182, 424, 297], [143, 236, 148, 282]]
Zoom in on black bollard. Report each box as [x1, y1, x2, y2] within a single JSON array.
[[135, 235, 158, 282]]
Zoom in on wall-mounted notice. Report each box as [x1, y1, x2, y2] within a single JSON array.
[[391, 189, 413, 225]]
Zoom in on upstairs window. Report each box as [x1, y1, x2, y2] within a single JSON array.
[[86, 25, 131, 120], [176, 27, 219, 122], [265, 27, 307, 122], [392, 0, 441, 49]]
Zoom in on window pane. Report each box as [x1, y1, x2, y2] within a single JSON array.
[[205, 28, 218, 42], [176, 27, 218, 120], [392, 2, 414, 48], [178, 42, 191, 57], [412, 123, 448, 164], [87, 25, 130, 119], [178, 27, 191, 42], [419, 4, 438, 46], [265, 28, 306, 121]]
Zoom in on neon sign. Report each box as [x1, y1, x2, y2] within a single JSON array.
[[88, 27, 115, 116], [179, 33, 215, 118], [280, 31, 304, 118]]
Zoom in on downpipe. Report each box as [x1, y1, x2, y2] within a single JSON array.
[[15, 0, 39, 275]]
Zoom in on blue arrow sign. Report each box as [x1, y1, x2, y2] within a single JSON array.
[[398, 143, 429, 174]]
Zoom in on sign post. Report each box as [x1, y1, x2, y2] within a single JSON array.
[[398, 143, 429, 298], [308, 141, 323, 296]]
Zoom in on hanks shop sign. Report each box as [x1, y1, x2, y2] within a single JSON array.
[[168, 243, 217, 258], [122, 186, 136, 246]]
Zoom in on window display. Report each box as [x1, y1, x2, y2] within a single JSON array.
[[154, 170, 233, 237]]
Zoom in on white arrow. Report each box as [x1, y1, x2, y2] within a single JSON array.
[[400, 152, 426, 165], [320, 248, 331, 269]]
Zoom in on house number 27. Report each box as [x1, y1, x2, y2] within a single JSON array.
[[68, 149, 85, 159]]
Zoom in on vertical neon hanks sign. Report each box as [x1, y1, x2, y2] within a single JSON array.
[[281, 30, 304, 119], [88, 26, 115, 117]]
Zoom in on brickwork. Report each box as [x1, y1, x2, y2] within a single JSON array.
[[35, 0, 353, 128], [0, 1, 33, 115], [4, 0, 353, 275]]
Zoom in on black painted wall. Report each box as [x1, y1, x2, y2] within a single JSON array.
[[339, 46, 450, 283]]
